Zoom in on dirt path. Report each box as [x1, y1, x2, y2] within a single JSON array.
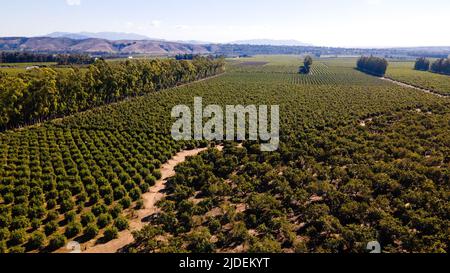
[[381, 77, 448, 98], [83, 146, 222, 253]]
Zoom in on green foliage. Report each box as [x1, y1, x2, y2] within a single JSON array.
[[9, 229, 27, 246], [65, 221, 82, 238], [48, 234, 67, 251], [0, 241, 7, 253], [8, 246, 26, 253], [0, 228, 9, 241], [114, 216, 129, 231], [44, 221, 58, 236], [249, 237, 282, 253], [299, 56, 313, 74], [357, 56, 388, 76], [387, 60, 450, 95], [0, 57, 225, 129], [1, 56, 449, 254], [186, 227, 215, 253], [119, 196, 132, 209], [430, 58, 450, 75], [97, 213, 113, 229], [414, 57, 430, 71], [81, 212, 96, 227], [1, 52, 58, 63], [127, 55, 449, 252], [28, 231, 46, 250], [84, 224, 99, 240], [103, 226, 119, 242]]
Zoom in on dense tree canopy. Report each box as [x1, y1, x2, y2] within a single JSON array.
[[0, 52, 57, 63], [430, 58, 450, 75], [1, 56, 448, 253], [299, 56, 313, 74], [117, 58, 448, 254], [414, 57, 430, 71], [0, 56, 225, 130], [55, 54, 95, 65], [356, 56, 388, 76], [0, 52, 94, 65], [175, 54, 196, 60]]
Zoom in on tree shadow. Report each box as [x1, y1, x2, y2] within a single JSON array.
[[141, 212, 160, 224], [73, 233, 94, 244]]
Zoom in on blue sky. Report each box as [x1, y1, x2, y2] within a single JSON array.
[[1, 0, 449, 47]]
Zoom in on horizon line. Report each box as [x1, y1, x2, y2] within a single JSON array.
[[1, 34, 450, 50]]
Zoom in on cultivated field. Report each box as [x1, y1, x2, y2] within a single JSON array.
[[0, 56, 449, 253], [0, 62, 82, 76], [386, 60, 450, 95]]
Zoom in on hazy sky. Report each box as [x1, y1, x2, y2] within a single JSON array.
[[1, 0, 449, 47]]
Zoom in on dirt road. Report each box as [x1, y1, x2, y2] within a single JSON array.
[[381, 77, 448, 98], [84, 146, 220, 253]]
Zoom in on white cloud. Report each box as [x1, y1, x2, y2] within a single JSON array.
[[66, 0, 81, 6], [150, 20, 162, 28], [365, 0, 382, 6], [175, 25, 190, 31]]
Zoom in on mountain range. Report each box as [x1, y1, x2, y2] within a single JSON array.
[[0, 34, 313, 56], [45, 33, 311, 46], [0, 36, 219, 55], [46, 32, 155, 41], [45, 32, 212, 45], [230, 39, 313, 46], [1, 34, 449, 57], [0, 32, 314, 55]]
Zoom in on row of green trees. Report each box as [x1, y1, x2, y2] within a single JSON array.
[[55, 54, 95, 65], [0, 52, 96, 65], [0, 52, 57, 63], [356, 56, 388, 76], [175, 54, 196, 60], [414, 57, 430, 71], [430, 58, 450, 75], [0, 56, 225, 130], [414, 57, 450, 75]]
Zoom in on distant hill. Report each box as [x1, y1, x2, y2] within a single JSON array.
[[0, 36, 320, 56], [0, 37, 214, 55], [45, 32, 155, 41], [45, 32, 213, 45], [230, 39, 313, 46], [174, 40, 214, 45], [45, 32, 90, 40], [1, 36, 449, 57]]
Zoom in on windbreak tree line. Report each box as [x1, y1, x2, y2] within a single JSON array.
[[356, 56, 388, 77], [414, 57, 430, 71], [175, 54, 196, 60], [0, 56, 225, 130], [430, 58, 450, 75], [414, 57, 450, 75], [0, 52, 94, 65], [0, 52, 57, 63], [55, 54, 95, 65]]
